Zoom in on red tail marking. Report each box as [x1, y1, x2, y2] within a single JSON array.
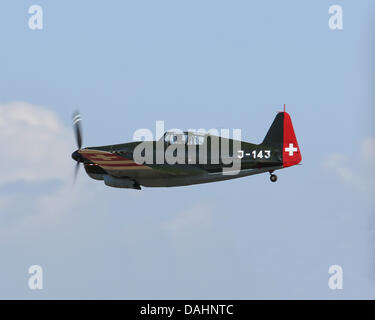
[[282, 112, 302, 168]]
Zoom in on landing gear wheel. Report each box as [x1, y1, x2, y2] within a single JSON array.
[[270, 174, 277, 183], [133, 180, 142, 190]]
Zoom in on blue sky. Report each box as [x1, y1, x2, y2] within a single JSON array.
[[0, 0, 374, 299]]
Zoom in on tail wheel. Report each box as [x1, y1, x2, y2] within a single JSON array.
[[270, 174, 278, 183]]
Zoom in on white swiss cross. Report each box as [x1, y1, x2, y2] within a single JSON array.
[[285, 143, 298, 156]]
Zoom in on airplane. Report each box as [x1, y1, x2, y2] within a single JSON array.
[[71, 109, 301, 190]]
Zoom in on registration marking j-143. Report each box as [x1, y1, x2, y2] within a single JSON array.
[[237, 150, 271, 159]]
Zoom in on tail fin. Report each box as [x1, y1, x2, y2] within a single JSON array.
[[262, 112, 302, 168], [262, 112, 284, 147]]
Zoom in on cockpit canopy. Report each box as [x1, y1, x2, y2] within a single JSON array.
[[163, 131, 206, 145]]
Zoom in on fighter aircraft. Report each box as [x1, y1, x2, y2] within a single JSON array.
[[71, 109, 301, 189]]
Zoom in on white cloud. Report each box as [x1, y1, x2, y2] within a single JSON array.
[[0, 101, 79, 241], [0, 101, 146, 243], [325, 137, 375, 193], [0, 101, 73, 185], [325, 154, 356, 183]]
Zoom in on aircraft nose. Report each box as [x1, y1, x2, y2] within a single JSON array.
[[72, 150, 82, 162]]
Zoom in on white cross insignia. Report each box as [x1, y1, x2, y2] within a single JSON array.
[[285, 143, 298, 156]]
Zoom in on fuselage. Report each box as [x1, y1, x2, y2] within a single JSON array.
[[79, 137, 283, 187]]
